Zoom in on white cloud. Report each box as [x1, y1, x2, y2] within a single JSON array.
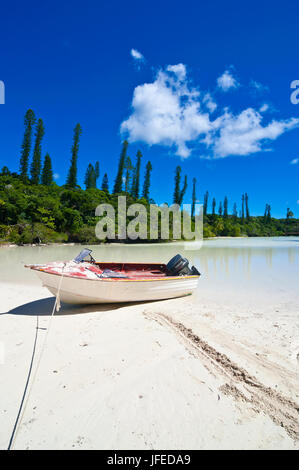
[[250, 80, 269, 93], [217, 69, 239, 91], [121, 66, 211, 158], [203, 93, 217, 113], [211, 108, 299, 158], [130, 48, 144, 61], [54, 173, 59, 180], [259, 104, 269, 113], [121, 65, 299, 159], [166, 64, 187, 81], [291, 158, 299, 165]]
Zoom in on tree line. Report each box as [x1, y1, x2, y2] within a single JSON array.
[[5, 109, 154, 202], [4, 108, 297, 221], [0, 108, 298, 244]]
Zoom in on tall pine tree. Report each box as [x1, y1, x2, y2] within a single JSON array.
[[233, 203, 238, 220], [223, 196, 228, 218], [241, 194, 245, 223], [131, 150, 142, 199], [113, 140, 128, 193], [245, 193, 250, 220], [101, 173, 109, 192], [203, 191, 209, 216], [179, 175, 187, 205], [124, 156, 133, 193], [142, 161, 152, 201], [30, 118, 45, 184], [191, 178, 196, 218], [84, 163, 96, 189], [173, 166, 181, 204], [212, 198, 216, 216], [94, 161, 100, 187], [41, 154, 53, 186], [264, 204, 271, 222], [66, 123, 82, 188], [19, 109, 36, 179], [218, 201, 223, 216], [173, 166, 187, 205], [95, 161, 100, 180]]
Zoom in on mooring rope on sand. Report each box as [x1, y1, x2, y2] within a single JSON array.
[[7, 265, 66, 450]]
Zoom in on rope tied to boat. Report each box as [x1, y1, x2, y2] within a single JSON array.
[[7, 263, 67, 450]]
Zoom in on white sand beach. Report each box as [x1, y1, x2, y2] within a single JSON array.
[[0, 239, 298, 450]]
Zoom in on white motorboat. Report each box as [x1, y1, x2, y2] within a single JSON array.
[[26, 250, 200, 305]]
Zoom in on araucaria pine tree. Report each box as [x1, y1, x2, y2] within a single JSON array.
[[66, 123, 82, 188], [180, 175, 188, 205], [245, 193, 250, 220], [113, 140, 128, 194], [19, 109, 36, 178], [218, 201, 223, 216], [94, 161, 100, 188], [264, 204, 271, 222], [223, 196, 228, 218], [173, 166, 187, 205], [41, 154, 53, 186], [233, 203, 238, 220], [101, 173, 109, 192], [212, 198, 216, 216], [124, 156, 133, 193], [173, 166, 181, 204], [241, 194, 245, 223], [191, 178, 196, 218], [95, 161, 100, 181], [142, 161, 152, 201], [30, 118, 45, 184], [203, 191, 209, 216], [84, 163, 96, 189], [131, 150, 142, 199]]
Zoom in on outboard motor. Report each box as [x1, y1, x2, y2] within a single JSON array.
[[166, 254, 200, 276]]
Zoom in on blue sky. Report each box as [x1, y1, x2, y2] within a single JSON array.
[[0, 0, 299, 217]]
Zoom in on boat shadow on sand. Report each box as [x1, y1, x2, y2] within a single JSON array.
[[1, 296, 160, 316]]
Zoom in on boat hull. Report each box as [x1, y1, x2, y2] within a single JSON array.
[[35, 270, 199, 304]]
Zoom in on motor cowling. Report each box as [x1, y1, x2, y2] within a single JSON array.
[[166, 254, 200, 276]]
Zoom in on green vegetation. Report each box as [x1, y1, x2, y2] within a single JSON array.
[[0, 108, 298, 245], [0, 172, 158, 244], [202, 213, 299, 238], [1, 170, 297, 245]]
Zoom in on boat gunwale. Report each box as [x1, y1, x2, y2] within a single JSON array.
[[26, 266, 200, 282]]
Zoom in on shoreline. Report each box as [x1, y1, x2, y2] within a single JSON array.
[[2, 234, 299, 249]]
